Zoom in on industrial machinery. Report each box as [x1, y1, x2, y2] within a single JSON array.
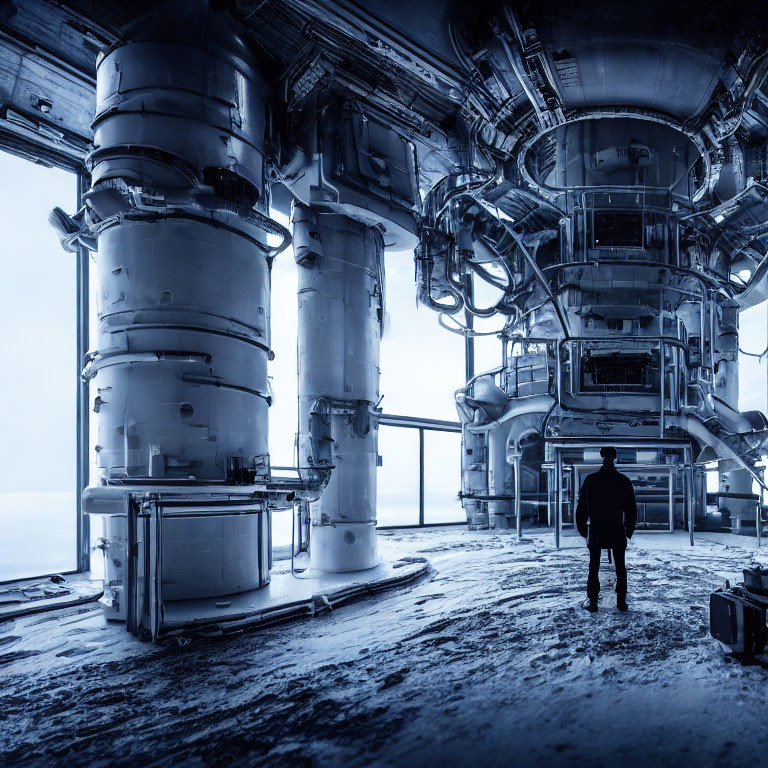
[[4, 0, 768, 637], [711, 567, 768, 656], [416, 11, 768, 544]]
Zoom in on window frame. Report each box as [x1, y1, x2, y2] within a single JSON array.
[[0, 158, 88, 583], [377, 413, 465, 529], [75, 172, 90, 573]]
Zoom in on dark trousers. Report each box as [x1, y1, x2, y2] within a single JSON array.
[[587, 547, 627, 602]]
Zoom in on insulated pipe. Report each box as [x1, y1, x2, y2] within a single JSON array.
[[671, 413, 768, 493], [293, 203, 384, 572]]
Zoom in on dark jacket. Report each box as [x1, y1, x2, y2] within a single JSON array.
[[575, 462, 638, 550]]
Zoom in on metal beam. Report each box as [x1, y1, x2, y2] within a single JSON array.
[[75, 172, 90, 573]]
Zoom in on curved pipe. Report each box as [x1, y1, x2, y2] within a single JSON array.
[[438, 312, 504, 337], [670, 412, 768, 493], [82, 350, 211, 380], [465, 394, 556, 434], [501, 224, 571, 338], [416, 247, 464, 314], [447, 191, 570, 335], [466, 258, 510, 292]]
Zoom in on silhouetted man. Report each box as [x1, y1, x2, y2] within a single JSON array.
[[575, 446, 637, 612]]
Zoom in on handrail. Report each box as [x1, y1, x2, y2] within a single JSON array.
[[379, 412, 462, 431]]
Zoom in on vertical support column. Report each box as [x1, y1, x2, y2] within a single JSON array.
[[684, 445, 695, 546], [464, 274, 475, 382], [75, 173, 90, 573], [716, 330, 753, 527], [668, 467, 674, 532], [512, 449, 522, 539], [554, 449, 562, 549], [419, 428, 426, 527], [659, 341, 666, 437], [293, 204, 384, 572], [757, 466, 764, 548], [79, 0, 278, 605], [488, 428, 511, 529]]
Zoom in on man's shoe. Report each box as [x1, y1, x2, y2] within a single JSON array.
[[617, 599, 628, 612], [582, 599, 598, 613]]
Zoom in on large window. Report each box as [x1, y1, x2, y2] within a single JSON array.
[[739, 300, 767, 414], [377, 425, 421, 526], [380, 250, 465, 420], [0, 152, 77, 581], [377, 421, 464, 527], [267, 209, 299, 547], [423, 429, 463, 524]]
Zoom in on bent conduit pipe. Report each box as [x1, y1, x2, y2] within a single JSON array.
[[672, 412, 768, 494], [446, 191, 571, 335], [416, 244, 464, 313]]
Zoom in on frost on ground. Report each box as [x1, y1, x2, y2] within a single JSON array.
[[1, 528, 768, 767]]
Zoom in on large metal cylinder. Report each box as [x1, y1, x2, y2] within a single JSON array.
[[92, 220, 270, 480], [89, 2, 270, 482], [293, 205, 383, 572], [85, 0, 275, 601]]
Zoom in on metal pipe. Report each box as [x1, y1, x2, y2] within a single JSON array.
[[758, 466, 764, 548], [419, 428, 426, 527], [684, 446, 695, 546], [660, 341, 666, 437], [554, 451, 562, 549], [75, 172, 90, 573], [294, 204, 384, 572], [513, 450, 522, 539], [668, 467, 674, 531], [710, 291, 717, 372], [464, 273, 475, 381]]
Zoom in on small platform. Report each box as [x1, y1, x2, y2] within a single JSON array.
[[159, 556, 430, 639]]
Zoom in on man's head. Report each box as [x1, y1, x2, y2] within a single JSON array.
[[600, 446, 617, 463]]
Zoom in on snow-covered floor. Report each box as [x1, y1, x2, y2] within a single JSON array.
[[2, 527, 768, 767]]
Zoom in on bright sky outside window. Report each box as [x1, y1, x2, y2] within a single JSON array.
[[0, 151, 77, 580]]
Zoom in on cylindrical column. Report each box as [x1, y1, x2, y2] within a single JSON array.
[[512, 450, 523, 539], [91, 221, 270, 480], [293, 204, 384, 572], [554, 451, 562, 549], [89, 0, 271, 482], [716, 355, 753, 528], [84, 0, 277, 601], [488, 428, 511, 528]]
